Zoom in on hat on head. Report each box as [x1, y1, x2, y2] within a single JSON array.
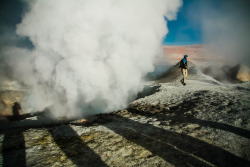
[[184, 55, 188, 58]]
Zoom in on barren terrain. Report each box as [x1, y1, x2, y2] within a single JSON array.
[[0, 62, 250, 167]]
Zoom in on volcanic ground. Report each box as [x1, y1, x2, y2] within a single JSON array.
[[0, 63, 250, 167]]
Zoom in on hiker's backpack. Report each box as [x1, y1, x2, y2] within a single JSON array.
[[179, 59, 185, 68]]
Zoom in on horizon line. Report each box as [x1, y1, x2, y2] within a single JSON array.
[[162, 42, 203, 46]]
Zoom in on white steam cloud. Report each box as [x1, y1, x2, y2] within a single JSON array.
[[2, 0, 182, 118]]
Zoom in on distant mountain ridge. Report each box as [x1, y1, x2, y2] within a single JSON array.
[[162, 44, 215, 65]]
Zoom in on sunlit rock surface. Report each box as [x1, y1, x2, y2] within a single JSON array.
[[0, 81, 27, 116], [231, 64, 250, 82]]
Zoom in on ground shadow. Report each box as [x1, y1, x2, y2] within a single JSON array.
[[136, 85, 160, 99], [132, 89, 250, 139], [1, 107, 108, 167], [188, 117, 250, 139], [130, 107, 250, 139], [167, 91, 250, 139], [1, 95, 249, 167], [2, 102, 26, 167], [2, 131, 26, 167], [48, 125, 108, 167], [99, 114, 250, 167], [12, 102, 21, 117]]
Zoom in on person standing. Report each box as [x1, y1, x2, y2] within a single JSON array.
[[179, 55, 188, 85]]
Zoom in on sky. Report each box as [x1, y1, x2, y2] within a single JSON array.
[[163, 0, 202, 45], [0, 0, 204, 47], [0, 0, 206, 48], [163, 0, 250, 48], [0, 0, 33, 49], [0, 0, 250, 51]]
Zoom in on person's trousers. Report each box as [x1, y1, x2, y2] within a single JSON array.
[[181, 68, 188, 83]]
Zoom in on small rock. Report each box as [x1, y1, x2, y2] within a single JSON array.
[[140, 150, 153, 157], [184, 124, 200, 130], [235, 119, 243, 127], [121, 148, 133, 157], [60, 155, 67, 161]]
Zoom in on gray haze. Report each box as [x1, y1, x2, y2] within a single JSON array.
[[201, 0, 250, 65]]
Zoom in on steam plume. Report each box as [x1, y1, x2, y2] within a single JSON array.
[[1, 0, 182, 117], [201, 0, 250, 65]]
